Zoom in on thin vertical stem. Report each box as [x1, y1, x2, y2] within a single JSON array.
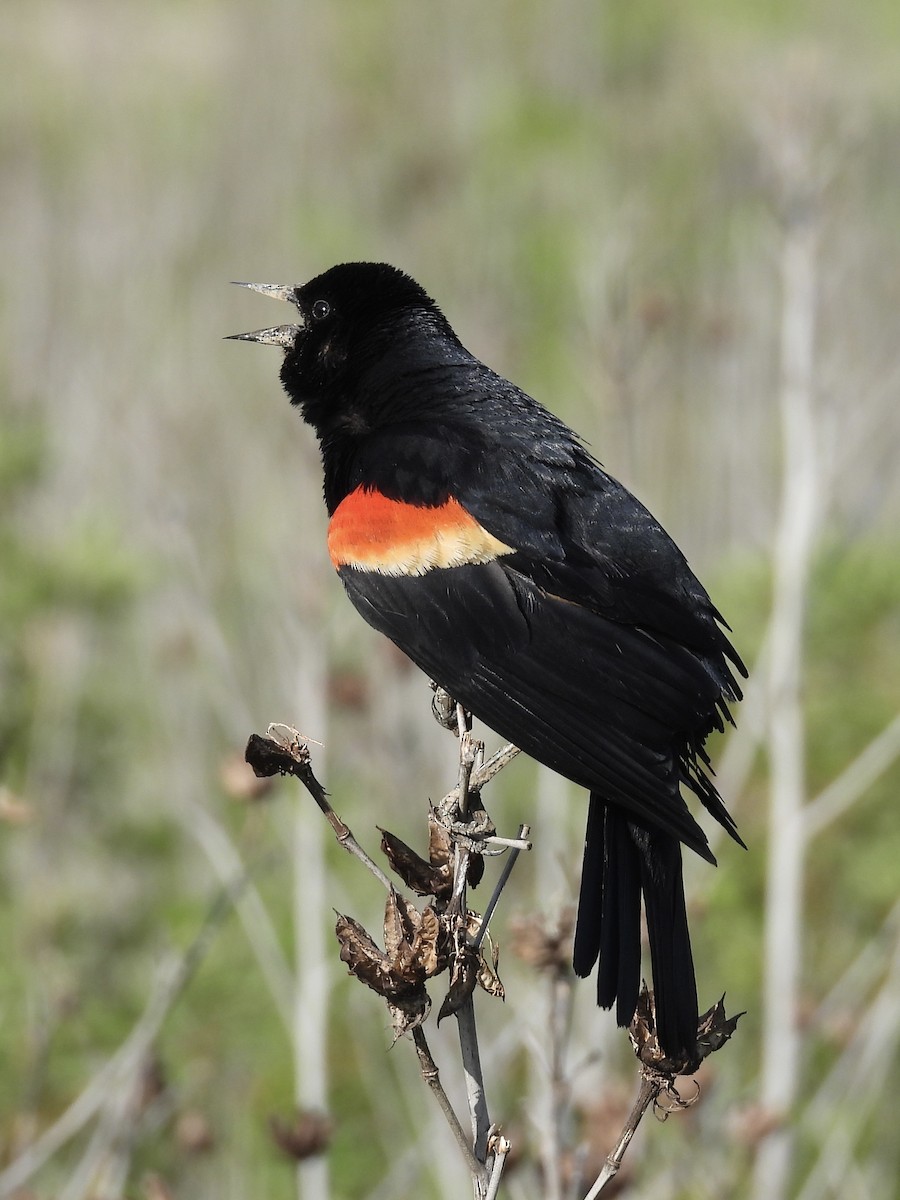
[[456, 1000, 491, 1168], [753, 205, 821, 1200], [539, 972, 574, 1200], [412, 1028, 487, 1182], [292, 651, 330, 1200], [452, 704, 492, 1194], [582, 1076, 660, 1199]]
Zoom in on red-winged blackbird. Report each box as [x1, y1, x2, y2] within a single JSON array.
[[230, 263, 746, 1064]]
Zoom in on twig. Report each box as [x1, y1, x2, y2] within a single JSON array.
[[484, 833, 532, 851], [753, 175, 822, 1200], [441, 743, 521, 812], [456, 998, 491, 1174], [412, 1027, 487, 1185], [484, 1132, 512, 1200], [456, 703, 479, 817], [473, 824, 531, 952], [431, 721, 527, 1195], [292, 739, 332, 1200], [442, 709, 496, 1192], [582, 1073, 661, 1199], [248, 707, 528, 1199], [245, 727, 393, 890], [544, 972, 575, 1200], [439, 710, 530, 1194]]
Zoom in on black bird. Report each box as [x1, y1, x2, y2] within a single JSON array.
[[230, 262, 746, 1063]]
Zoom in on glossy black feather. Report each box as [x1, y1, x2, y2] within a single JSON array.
[[247, 261, 748, 1062], [341, 560, 738, 851]]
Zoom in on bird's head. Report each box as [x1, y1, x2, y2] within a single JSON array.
[[228, 262, 455, 434]]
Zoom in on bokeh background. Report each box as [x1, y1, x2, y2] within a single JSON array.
[[2, 2, 900, 1198]]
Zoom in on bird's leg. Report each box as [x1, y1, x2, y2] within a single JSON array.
[[456, 701, 478, 817], [430, 682, 459, 731]]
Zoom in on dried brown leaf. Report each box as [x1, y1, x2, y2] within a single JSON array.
[[437, 944, 480, 1023], [410, 904, 445, 978], [467, 852, 485, 888], [245, 732, 291, 777], [336, 893, 450, 1006], [696, 994, 745, 1057], [382, 888, 407, 960], [380, 828, 451, 898], [388, 989, 432, 1041], [396, 890, 425, 941], [386, 889, 431, 984], [427, 809, 453, 869], [335, 913, 398, 998], [477, 938, 505, 1000], [628, 984, 744, 1076]]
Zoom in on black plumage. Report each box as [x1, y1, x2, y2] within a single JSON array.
[[231, 262, 746, 1063]]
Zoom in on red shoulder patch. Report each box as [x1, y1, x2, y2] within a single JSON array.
[[327, 486, 514, 575]]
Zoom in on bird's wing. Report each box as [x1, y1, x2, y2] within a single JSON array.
[[458, 445, 745, 700], [351, 387, 745, 698], [339, 560, 720, 861]]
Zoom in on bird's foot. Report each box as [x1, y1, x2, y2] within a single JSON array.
[[437, 790, 496, 846]]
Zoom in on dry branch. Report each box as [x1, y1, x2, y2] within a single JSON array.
[[245, 724, 393, 890], [246, 706, 742, 1200], [245, 710, 528, 1198]]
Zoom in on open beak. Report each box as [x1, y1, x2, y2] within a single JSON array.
[[226, 282, 303, 348]]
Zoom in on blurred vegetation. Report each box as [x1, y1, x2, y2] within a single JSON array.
[[2, 1, 900, 1197]]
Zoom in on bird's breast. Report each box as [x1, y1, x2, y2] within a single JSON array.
[[327, 486, 514, 576]]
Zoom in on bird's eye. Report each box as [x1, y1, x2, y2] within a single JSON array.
[[311, 299, 331, 321]]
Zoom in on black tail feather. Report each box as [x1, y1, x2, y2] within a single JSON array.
[[632, 823, 699, 1059], [572, 793, 605, 977], [573, 793, 699, 1061], [597, 806, 642, 1025]]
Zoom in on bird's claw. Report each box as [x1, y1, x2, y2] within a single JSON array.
[[436, 793, 496, 846]]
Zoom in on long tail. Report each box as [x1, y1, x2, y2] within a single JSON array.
[[572, 793, 699, 1061]]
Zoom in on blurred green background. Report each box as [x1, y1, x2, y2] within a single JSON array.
[[2, 2, 900, 1198]]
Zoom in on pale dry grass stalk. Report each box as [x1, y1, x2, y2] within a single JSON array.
[[750, 72, 834, 1188], [290, 652, 331, 1200], [752, 198, 822, 1200]]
